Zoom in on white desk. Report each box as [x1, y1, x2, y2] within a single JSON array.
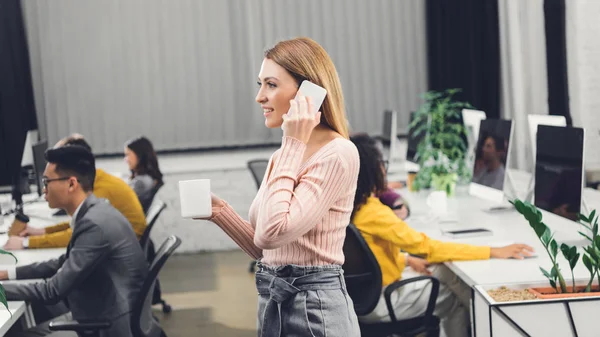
[[0, 302, 27, 337], [0, 199, 68, 335], [398, 185, 599, 287]]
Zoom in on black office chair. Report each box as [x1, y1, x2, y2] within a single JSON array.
[[49, 235, 181, 337], [343, 224, 440, 337], [246, 159, 269, 273], [140, 181, 164, 214], [140, 200, 171, 313], [141, 200, 167, 256]]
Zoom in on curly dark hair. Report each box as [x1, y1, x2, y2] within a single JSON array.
[[349, 133, 387, 219]]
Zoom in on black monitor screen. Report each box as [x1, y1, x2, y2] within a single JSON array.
[[407, 112, 425, 163], [471, 119, 512, 191], [534, 125, 584, 221], [32, 140, 48, 196]]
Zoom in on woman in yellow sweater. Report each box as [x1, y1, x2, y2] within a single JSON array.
[[349, 134, 533, 337], [4, 135, 146, 249]]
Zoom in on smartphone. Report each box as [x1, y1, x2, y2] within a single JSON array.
[[289, 80, 327, 114]]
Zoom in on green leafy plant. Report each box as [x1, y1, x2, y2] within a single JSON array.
[[512, 199, 568, 293], [409, 89, 473, 192], [0, 249, 17, 314], [578, 211, 600, 292], [513, 199, 600, 294]]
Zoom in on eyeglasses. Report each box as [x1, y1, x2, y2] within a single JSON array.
[[42, 177, 71, 189]]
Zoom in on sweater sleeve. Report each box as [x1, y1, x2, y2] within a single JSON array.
[[253, 137, 355, 249], [210, 203, 262, 260], [366, 204, 490, 263]]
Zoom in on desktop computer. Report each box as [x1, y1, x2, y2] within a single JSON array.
[[534, 125, 585, 222]]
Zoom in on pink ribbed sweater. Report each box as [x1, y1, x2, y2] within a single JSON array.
[[210, 136, 360, 266]]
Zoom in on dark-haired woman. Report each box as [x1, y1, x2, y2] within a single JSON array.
[[124, 136, 163, 213]]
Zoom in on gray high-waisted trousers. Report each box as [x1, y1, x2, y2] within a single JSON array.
[[256, 263, 360, 337]]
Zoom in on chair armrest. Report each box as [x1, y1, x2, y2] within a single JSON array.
[[49, 320, 111, 332], [383, 275, 440, 322]]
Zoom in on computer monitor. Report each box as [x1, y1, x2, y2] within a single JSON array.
[[461, 109, 486, 154], [527, 115, 567, 163], [407, 111, 425, 163], [32, 140, 48, 196], [534, 125, 584, 222], [469, 119, 514, 203]]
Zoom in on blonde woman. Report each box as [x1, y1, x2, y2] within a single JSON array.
[[199, 37, 360, 336]]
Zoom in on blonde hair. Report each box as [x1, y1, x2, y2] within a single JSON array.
[[264, 37, 349, 139]]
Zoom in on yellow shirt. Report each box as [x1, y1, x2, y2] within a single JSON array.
[[352, 196, 490, 287], [30, 169, 147, 248]]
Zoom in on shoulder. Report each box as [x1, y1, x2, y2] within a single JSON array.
[[353, 197, 398, 228], [81, 199, 128, 230], [315, 138, 360, 175]]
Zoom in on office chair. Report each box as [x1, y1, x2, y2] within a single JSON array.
[[343, 224, 440, 337], [246, 159, 269, 273], [49, 235, 181, 337], [141, 200, 167, 255], [141, 200, 171, 314]]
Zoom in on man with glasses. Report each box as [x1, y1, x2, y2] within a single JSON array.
[[0, 145, 156, 337]]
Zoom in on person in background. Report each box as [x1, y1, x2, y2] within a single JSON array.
[[472, 135, 506, 190], [1, 145, 156, 337], [4, 134, 146, 250], [200, 37, 361, 335], [124, 136, 164, 213], [350, 134, 533, 337]]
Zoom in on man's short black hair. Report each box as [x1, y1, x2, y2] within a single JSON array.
[[61, 136, 93, 153], [45, 145, 96, 192]]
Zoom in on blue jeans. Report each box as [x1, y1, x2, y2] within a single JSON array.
[[256, 263, 360, 337]]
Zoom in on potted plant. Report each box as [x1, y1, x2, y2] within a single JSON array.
[[511, 199, 600, 298], [409, 89, 472, 195]]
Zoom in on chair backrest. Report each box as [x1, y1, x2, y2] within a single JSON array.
[[132, 235, 182, 337], [140, 181, 164, 214], [342, 224, 383, 316], [247, 159, 269, 190], [140, 200, 167, 255]]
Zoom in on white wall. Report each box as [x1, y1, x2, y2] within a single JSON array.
[[567, 0, 600, 171], [21, 0, 428, 155]]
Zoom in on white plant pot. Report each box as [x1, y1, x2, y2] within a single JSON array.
[[472, 281, 600, 337]]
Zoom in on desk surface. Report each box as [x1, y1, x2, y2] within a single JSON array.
[[0, 302, 27, 337], [399, 185, 600, 287]]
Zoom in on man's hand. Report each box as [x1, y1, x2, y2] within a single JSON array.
[[0, 271, 8, 280], [407, 255, 432, 275], [4, 236, 24, 250], [19, 225, 46, 237]]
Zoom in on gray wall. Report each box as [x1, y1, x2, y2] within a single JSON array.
[[22, 0, 427, 154]]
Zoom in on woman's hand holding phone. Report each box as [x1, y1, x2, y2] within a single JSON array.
[[282, 95, 321, 144]]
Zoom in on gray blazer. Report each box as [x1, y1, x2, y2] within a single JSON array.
[[4, 195, 159, 337]]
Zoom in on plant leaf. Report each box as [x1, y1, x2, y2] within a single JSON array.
[[578, 213, 589, 223], [0, 286, 11, 317], [560, 243, 570, 259], [571, 253, 580, 270], [550, 240, 564, 257], [583, 254, 594, 273], [540, 267, 552, 279], [549, 279, 557, 290], [579, 231, 593, 242], [541, 228, 553, 246], [590, 210, 596, 224], [551, 266, 558, 278]]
